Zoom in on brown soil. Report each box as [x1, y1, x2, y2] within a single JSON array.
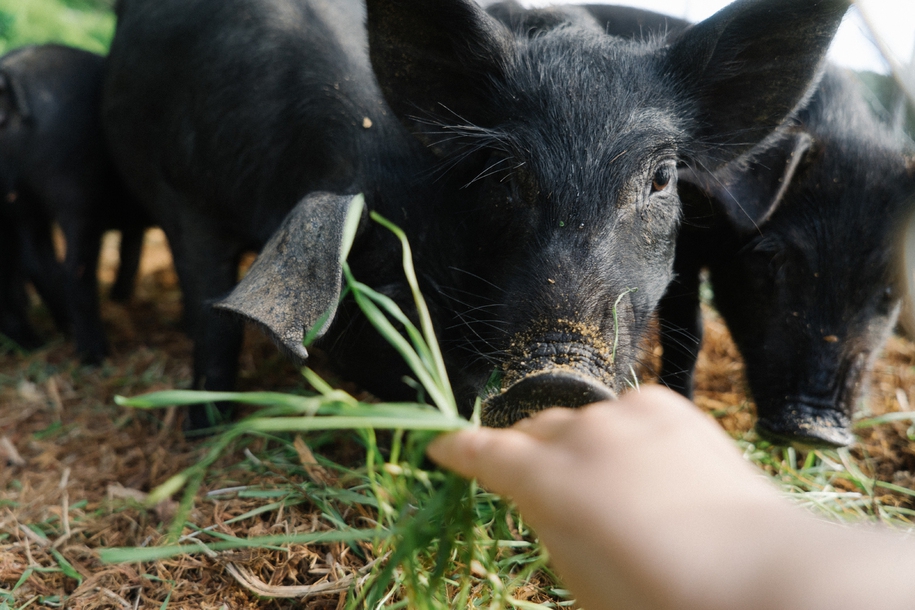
[[1, 230, 914, 607], [1, 230, 356, 609]]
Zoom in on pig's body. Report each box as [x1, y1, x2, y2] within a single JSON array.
[[0, 44, 150, 360], [104, 0, 846, 428]]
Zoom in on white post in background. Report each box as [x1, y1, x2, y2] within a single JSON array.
[[855, 0, 915, 105]]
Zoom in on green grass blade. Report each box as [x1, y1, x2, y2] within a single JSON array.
[[611, 287, 637, 364], [146, 472, 190, 506], [301, 367, 360, 407], [49, 549, 82, 584], [100, 528, 385, 564], [370, 211, 456, 416], [854, 411, 915, 429], [340, 194, 365, 261], [245, 415, 470, 434], [344, 268, 452, 412], [346, 277, 437, 374], [303, 285, 351, 348], [114, 390, 322, 414], [303, 193, 364, 348]]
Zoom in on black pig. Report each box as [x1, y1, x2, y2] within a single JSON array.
[[103, 0, 846, 428], [659, 66, 915, 447], [0, 44, 150, 362], [502, 3, 915, 446]]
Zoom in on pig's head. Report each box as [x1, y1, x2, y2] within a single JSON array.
[[218, 0, 848, 425], [695, 70, 915, 447]]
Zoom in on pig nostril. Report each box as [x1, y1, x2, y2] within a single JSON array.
[[481, 371, 617, 428]]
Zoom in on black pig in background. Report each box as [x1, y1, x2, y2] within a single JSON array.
[[103, 0, 846, 429], [662, 66, 915, 447], [0, 44, 150, 362], [509, 3, 915, 446]]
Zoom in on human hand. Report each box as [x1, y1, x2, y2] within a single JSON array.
[[429, 385, 784, 610], [428, 385, 915, 610]]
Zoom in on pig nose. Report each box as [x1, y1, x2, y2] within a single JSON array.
[[481, 371, 617, 428], [755, 400, 854, 448]]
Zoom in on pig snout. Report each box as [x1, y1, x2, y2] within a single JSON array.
[[755, 399, 854, 448], [751, 349, 874, 448], [482, 370, 617, 428], [481, 323, 619, 427]]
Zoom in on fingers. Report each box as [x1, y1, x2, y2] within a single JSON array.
[[512, 406, 579, 440], [613, 384, 696, 415], [427, 425, 544, 497], [427, 385, 711, 498]]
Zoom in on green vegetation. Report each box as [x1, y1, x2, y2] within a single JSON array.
[[857, 70, 915, 136], [0, 0, 116, 55]]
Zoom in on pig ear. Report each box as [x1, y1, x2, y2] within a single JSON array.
[[682, 131, 813, 233], [366, 0, 513, 141], [214, 193, 366, 361], [667, 0, 846, 167]]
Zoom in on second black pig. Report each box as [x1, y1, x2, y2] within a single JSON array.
[[0, 44, 150, 362], [658, 66, 915, 447], [504, 3, 915, 447]]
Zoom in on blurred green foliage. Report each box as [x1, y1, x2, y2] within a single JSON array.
[[0, 0, 116, 55], [858, 70, 915, 137]]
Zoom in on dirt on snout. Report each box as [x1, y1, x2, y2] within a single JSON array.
[[500, 318, 616, 386]]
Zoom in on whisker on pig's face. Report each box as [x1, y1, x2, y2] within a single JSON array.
[[445, 267, 510, 296]]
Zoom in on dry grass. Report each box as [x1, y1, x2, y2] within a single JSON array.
[[1, 229, 914, 607]]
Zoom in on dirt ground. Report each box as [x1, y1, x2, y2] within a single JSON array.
[[1, 229, 914, 608]]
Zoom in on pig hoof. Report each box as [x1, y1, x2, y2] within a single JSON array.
[[482, 371, 616, 428], [755, 405, 854, 448]]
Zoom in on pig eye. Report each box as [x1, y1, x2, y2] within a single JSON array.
[[651, 164, 675, 193]]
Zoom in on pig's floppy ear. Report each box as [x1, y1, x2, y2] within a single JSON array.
[[215, 193, 366, 361], [365, 0, 513, 145], [681, 130, 813, 233], [666, 0, 847, 168]]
